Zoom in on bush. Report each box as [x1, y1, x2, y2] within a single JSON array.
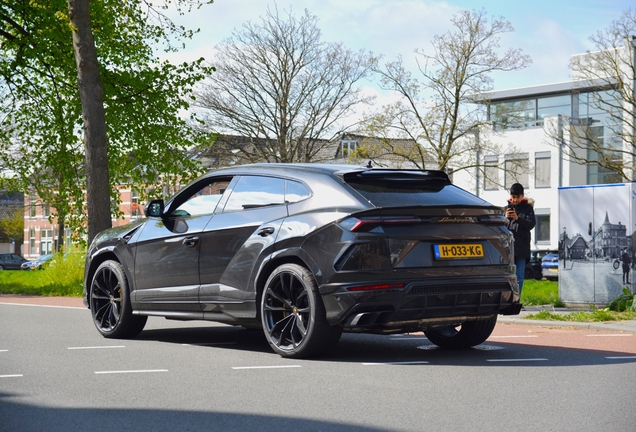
[[608, 286, 636, 312]]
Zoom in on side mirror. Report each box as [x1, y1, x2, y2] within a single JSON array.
[[144, 199, 165, 217]]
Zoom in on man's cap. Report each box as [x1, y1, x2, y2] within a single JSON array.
[[509, 183, 524, 195]]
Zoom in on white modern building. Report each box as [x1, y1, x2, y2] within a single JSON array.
[[454, 41, 635, 253]]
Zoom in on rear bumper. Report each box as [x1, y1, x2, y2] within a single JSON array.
[[321, 273, 519, 332]]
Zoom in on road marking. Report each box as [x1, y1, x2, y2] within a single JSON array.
[[486, 358, 548, 362], [362, 361, 430, 365], [95, 369, 168, 374], [0, 302, 84, 310], [0, 349, 8, 352], [182, 342, 238, 346], [0, 374, 23, 378], [68, 346, 126, 350], [231, 365, 302, 370], [605, 356, 636, 359], [489, 335, 539, 338], [586, 334, 632, 337]]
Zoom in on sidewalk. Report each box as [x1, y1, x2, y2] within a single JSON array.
[[498, 305, 636, 333]]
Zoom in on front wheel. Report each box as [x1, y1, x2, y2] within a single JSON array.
[[89, 260, 147, 339], [261, 263, 342, 358], [424, 315, 497, 349]]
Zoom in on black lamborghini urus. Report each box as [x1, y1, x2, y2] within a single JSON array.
[[84, 163, 520, 358]]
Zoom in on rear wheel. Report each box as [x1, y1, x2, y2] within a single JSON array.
[[261, 263, 342, 358], [89, 260, 147, 339], [524, 267, 535, 280], [424, 315, 497, 349]]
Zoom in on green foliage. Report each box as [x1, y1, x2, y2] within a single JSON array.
[[0, 1, 212, 239], [608, 286, 636, 312], [0, 207, 24, 244]]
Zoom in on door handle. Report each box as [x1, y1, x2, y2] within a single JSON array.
[[257, 227, 275, 237], [182, 236, 199, 247]]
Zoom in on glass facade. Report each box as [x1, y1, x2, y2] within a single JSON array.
[[489, 89, 623, 186], [490, 95, 571, 130]]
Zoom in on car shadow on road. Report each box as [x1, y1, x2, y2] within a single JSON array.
[[133, 324, 636, 367], [0, 393, 393, 432]]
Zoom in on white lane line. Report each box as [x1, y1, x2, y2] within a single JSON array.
[[489, 335, 539, 338], [0, 302, 84, 310], [231, 365, 302, 370], [362, 361, 430, 366], [95, 369, 168, 375], [486, 358, 548, 362], [0, 349, 8, 352], [68, 346, 126, 350], [182, 342, 238, 346], [605, 356, 636, 359], [586, 334, 632, 337], [0, 374, 23, 378]]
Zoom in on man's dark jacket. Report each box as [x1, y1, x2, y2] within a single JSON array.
[[506, 198, 536, 260]]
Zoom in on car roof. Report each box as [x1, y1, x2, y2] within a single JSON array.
[[201, 163, 450, 182]]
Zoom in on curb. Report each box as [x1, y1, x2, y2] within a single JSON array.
[[498, 316, 636, 333]]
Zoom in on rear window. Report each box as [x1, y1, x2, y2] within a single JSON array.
[[344, 173, 490, 207]]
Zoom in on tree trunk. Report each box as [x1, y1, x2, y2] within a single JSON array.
[[68, 0, 111, 246]]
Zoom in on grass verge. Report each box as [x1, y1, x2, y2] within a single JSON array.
[[0, 251, 83, 297], [520, 279, 562, 306], [525, 309, 636, 322]]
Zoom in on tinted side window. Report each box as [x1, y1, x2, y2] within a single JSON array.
[[223, 176, 286, 212], [173, 179, 231, 217], [285, 180, 311, 203]]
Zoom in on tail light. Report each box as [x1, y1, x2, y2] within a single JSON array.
[[347, 283, 405, 292], [338, 216, 421, 232]]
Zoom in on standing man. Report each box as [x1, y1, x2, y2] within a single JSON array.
[[621, 248, 631, 285], [505, 183, 536, 298]]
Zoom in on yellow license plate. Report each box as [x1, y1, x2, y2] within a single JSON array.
[[549, 268, 558, 272], [433, 244, 484, 259]]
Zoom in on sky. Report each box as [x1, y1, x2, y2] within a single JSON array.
[[166, 0, 633, 107]]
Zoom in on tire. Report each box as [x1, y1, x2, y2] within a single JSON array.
[[524, 267, 534, 280], [0, 265, 4, 270], [261, 263, 342, 358], [89, 260, 147, 339], [424, 315, 498, 349]]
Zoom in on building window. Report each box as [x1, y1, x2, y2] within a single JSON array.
[[491, 94, 571, 130], [29, 195, 37, 218], [504, 154, 529, 190], [537, 95, 571, 121], [341, 140, 358, 158], [534, 152, 551, 188], [576, 90, 623, 185], [40, 229, 53, 255], [29, 229, 36, 255], [131, 191, 140, 218], [42, 204, 50, 218], [534, 210, 550, 243], [484, 156, 499, 190]]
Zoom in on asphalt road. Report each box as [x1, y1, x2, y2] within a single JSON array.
[[1, 300, 635, 432]]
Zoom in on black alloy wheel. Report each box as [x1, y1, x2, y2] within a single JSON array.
[[89, 260, 147, 339], [261, 263, 342, 358], [424, 315, 498, 349]]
